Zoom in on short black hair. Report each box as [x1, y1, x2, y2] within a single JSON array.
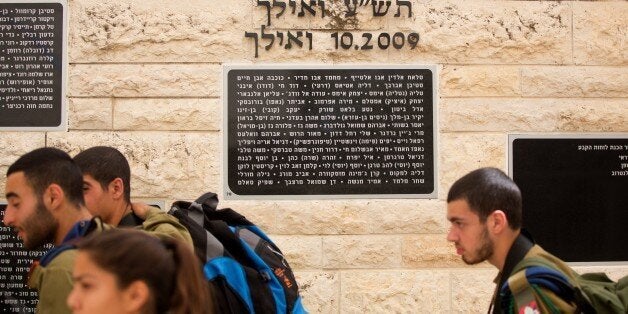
[[74, 146, 131, 203], [447, 167, 522, 229], [7, 147, 85, 208]]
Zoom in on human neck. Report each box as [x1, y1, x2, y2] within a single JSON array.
[[54, 205, 92, 245], [488, 228, 520, 271], [107, 201, 132, 227]]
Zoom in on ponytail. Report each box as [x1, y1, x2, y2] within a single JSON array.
[[162, 237, 213, 314]]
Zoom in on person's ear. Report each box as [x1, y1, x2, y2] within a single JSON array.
[[488, 210, 508, 234], [122, 280, 150, 312], [43, 184, 64, 212], [107, 178, 125, 200]]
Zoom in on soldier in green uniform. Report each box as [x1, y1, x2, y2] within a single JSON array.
[[446, 167, 577, 313], [3, 148, 94, 314], [74, 146, 192, 245]]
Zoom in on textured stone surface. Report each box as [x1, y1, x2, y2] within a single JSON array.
[[389, 1, 572, 64], [323, 235, 401, 268], [402, 234, 463, 267], [113, 98, 221, 131], [451, 269, 497, 313], [341, 270, 450, 313], [70, 0, 254, 62], [441, 98, 628, 133], [368, 199, 449, 234], [574, 2, 628, 65], [272, 235, 323, 269], [522, 67, 628, 98], [441, 65, 520, 97], [274, 200, 372, 235], [69, 98, 113, 130], [439, 133, 506, 198], [68, 64, 221, 97], [47, 132, 219, 199], [0, 134, 46, 194], [295, 271, 340, 314]]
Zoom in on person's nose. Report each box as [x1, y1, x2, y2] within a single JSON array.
[[446, 227, 457, 242], [2, 207, 14, 227], [66, 287, 80, 311]]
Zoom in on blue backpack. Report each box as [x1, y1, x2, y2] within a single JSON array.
[[169, 192, 307, 314]]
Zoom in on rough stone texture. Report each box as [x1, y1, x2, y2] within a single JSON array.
[[68, 64, 221, 97], [522, 67, 628, 98], [441, 98, 628, 133], [441, 65, 520, 97], [46, 132, 219, 199], [574, 2, 628, 65], [274, 200, 372, 235], [113, 98, 221, 131], [450, 269, 497, 313], [368, 199, 449, 234], [295, 271, 340, 314], [439, 133, 506, 198], [341, 270, 450, 313], [69, 0, 574, 64], [272, 235, 323, 269], [389, 1, 572, 65], [323, 235, 401, 268], [402, 234, 463, 268], [69, 98, 113, 130], [70, 0, 254, 62], [0, 134, 46, 193]]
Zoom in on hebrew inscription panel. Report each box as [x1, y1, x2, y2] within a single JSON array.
[[224, 66, 437, 199]]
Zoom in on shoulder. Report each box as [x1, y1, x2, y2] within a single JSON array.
[[45, 249, 77, 269], [503, 250, 578, 313], [29, 250, 75, 314]]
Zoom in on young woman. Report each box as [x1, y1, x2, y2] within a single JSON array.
[[67, 228, 213, 314]]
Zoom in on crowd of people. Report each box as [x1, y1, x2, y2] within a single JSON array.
[[3, 147, 213, 313], [2, 146, 613, 313]]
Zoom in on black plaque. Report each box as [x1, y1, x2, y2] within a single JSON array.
[[224, 66, 437, 199], [0, 1, 66, 130], [510, 135, 628, 262], [0, 203, 49, 313]]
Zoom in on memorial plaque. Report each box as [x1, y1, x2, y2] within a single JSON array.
[[224, 65, 438, 199], [509, 134, 628, 263], [0, 0, 67, 130], [0, 203, 49, 313]]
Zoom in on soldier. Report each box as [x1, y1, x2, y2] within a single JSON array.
[[73, 146, 191, 245], [446, 167, 577, 313], [3, 147, 93, 313]]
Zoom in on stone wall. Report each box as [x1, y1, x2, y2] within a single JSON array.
[[1, 0, 627, 312]]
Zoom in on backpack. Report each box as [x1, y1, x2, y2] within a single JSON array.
[[500, 251, 628, 314], [168, 192, 307, 314]]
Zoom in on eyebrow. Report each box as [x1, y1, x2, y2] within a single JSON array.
[[5, 192, 18, 199], [447, 216, 464, 223], [71, 274, 94, 282]]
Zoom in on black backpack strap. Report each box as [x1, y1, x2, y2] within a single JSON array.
[[195, 192, 219, 211]]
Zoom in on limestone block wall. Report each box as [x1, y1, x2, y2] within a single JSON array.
[[1, 0, 627, 312]]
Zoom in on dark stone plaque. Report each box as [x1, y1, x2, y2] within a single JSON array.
[[224, 66, 437, 199], [0, 203, 49, 313], [0, 1, 66, 130], [510, 135, 628, 262]]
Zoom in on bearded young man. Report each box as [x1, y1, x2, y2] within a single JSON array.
[[3, 147, 95, 314], [446, 167, 578, 313]]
